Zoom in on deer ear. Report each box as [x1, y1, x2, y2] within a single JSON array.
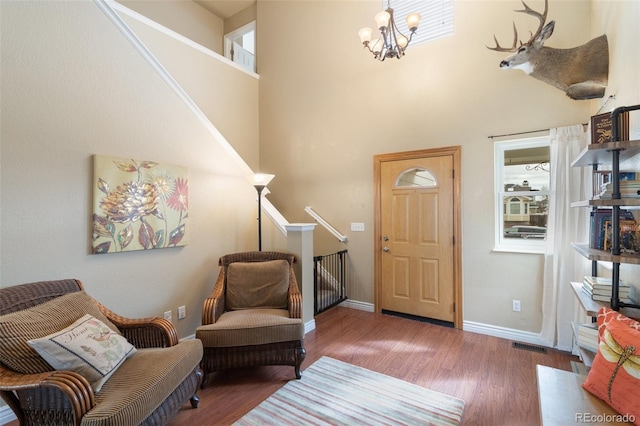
[[534, 20, 555, 46]]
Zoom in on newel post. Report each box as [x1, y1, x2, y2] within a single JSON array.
[[285, 223, 317, 332]]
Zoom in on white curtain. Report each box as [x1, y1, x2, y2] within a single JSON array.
[[539, 124, 592, 351]]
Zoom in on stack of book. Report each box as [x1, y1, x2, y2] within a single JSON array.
[[595, 172, 640, 199], [582, 275, 632, 302], [576, 322, 598, 351]]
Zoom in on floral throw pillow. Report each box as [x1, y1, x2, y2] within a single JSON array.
[[582, 316, 640, 424], [597, 306, 640, 342], [27, 314, 136, 392]]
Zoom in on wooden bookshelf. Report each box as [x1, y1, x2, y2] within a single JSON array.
[[571, 198, 640, 208], [571, 281, 640, 320], [571, 242, 640, 265], [571, 139, 640, 167]]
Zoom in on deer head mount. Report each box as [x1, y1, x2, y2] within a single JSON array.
[[487, 0, 608, 100]]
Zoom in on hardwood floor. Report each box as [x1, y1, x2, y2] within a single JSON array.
[[167, 307, 578, 426]]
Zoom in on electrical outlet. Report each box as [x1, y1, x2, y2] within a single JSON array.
[[178, 305, 186, 320], [351, 222, 365, 232], [163, 310, 172, 322], [512, 300, 521, 312]]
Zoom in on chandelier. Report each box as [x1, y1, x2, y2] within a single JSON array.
[[358, 2, 421, 61]]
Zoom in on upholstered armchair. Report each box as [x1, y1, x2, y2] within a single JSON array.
[[0, 279, 203, 425], [196, 251, 306, 388]]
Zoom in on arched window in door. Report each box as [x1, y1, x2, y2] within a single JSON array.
[[395, 167, 437, 188]]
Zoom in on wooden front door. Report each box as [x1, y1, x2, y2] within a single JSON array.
[[374, 147, 462, 328]]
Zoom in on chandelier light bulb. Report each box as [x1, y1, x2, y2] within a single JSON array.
[[396, 34, 408, 48], [406, 13, 421, 32], [375, 11, 390, 30], [358, 27, 373, 44]]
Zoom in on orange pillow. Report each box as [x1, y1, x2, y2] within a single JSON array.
[[583, 316, 640, 425], [597, 307, 640, 342]]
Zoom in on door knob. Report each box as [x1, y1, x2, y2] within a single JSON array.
[[383, 236, 389, 241], [383, 246, 390, 252]]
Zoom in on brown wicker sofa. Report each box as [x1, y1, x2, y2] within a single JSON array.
[[0, 279, 203, 425], [196, 251, 306, 388]]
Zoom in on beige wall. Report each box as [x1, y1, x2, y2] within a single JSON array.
[[257, 0, 638, 333], [225, 2, 257, 35], [119, 0, 224, 54], [591, 1, 640, 296], [119, 9, 261, 170], [0, 0, 259, 341]]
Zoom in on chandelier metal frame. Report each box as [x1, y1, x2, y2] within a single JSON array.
[[358, 2, 421, 61]]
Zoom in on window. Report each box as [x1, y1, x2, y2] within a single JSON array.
[[495, 137, 550, 253], [224, 21, 256, 73], [396, 167, 437, 187], [388, 0, 454, 47]]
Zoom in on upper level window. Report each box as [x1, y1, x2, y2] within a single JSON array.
[[388, 0, 454, 48], [495, 137, 550, 253]]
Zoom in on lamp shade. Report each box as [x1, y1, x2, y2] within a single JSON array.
[[247, 173, 275, 187], [396, 34, 408, 48], [358, 27, 373, 43], [375, 11, 390, 30], [406, 13, 421, 31], [369, 38, 382, 54]]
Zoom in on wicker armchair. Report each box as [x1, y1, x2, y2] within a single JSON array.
[[0, 279, 203, 426], [196, 252, 306, 388]]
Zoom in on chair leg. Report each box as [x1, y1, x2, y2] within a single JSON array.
[[294, 346, 306, 379], [200, 372, 210, 389], [190, 394, 200, 408]]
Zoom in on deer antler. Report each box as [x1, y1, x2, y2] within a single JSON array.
[[487, 0, 548, 51], [487, 22, 520, 52], [515, 0, 548, 45]]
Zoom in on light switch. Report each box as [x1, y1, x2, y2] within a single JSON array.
[[351, 223, 365, 232]]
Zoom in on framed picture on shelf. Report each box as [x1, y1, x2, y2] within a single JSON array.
[[604, 219, 638, 253]]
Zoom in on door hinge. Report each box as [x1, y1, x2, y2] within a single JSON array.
[[452, 236, 455, 245], [453, 302, 456, 312], [452, 169, 455, 178]]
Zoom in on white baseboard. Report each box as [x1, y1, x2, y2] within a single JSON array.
[[339, 299, 374, 312], [463, 320, 548, 347], [339, 303, 547, 348], [304, 319, 316, 334], [1, 406, 16, 425]]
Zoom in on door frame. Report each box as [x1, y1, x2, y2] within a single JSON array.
[[373, 146, 463, 329]]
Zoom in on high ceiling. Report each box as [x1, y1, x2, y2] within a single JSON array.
[[194, 0, 254, 20]]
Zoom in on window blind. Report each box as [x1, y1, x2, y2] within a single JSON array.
[[387, 0, 454, 46]]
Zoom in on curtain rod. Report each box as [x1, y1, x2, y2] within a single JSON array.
[[487, 128, 549, 139], [487, 95, 616, 140]]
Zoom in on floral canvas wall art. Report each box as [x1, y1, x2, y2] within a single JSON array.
[[92, 155, 188, 254]]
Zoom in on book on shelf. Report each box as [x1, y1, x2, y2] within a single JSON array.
[[576, 323, 598, 352], [603, 220, 639, 252], [589, 287, 630, 297], [589, 208, 636, 250], [595, 178, 640, 199], [592, 170, 612, 198], [582, 276, 631, 301], [590, 111, 630, 144], [591, 294, 634, 303], [583, 275, 628, 289]]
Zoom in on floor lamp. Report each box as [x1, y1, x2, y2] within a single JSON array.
[[247, 173, 275, 251]]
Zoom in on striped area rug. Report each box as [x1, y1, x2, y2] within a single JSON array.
[[234, 356, 465, 425]]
